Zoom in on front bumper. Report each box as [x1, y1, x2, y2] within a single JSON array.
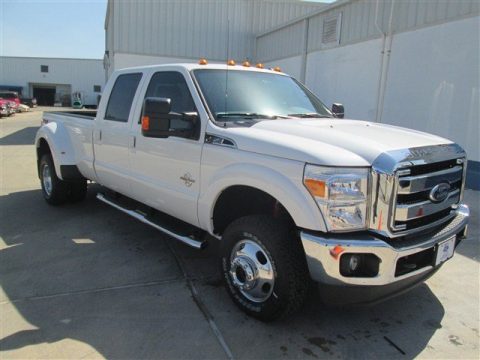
[[301, 204, 469, 290]]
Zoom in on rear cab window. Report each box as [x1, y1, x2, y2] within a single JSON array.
[[105, 73, 142, 122]]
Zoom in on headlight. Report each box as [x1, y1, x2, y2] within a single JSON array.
[[303, 165, 369, 231]]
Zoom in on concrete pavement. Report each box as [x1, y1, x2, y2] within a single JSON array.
[[1, 108, 478, 359]]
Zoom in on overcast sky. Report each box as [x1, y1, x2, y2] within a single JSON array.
[[1, 0, 107, 59]]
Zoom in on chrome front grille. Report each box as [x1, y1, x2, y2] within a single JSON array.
[[369, 144, 467, 238], [391, 159, 464, 232]]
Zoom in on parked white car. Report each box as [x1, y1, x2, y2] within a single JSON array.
[[35, 62, 469, 320], [17, 104, 30, 112]]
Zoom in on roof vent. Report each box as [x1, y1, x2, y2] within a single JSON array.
[[322, 13, 342, 44]]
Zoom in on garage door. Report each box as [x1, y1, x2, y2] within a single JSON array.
[[33, 87, 56, 106]]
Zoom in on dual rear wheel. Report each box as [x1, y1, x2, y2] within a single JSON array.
[[39, 154, 87, 205]]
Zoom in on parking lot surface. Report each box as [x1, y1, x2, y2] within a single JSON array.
[[1, 108, 479, 359]]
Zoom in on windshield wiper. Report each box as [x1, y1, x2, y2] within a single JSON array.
[[216, 112, 287, 120], [287, 113, 332, 118]]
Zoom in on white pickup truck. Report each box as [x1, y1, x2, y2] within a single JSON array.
[[35, 62, 469, 321]]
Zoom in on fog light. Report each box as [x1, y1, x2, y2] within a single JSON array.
[[340, 253, 381, 278], [340, 254, 362, 276], [348, 254, 361, 271]]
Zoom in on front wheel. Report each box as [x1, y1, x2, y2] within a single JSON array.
[[221, 215, 310, 321]]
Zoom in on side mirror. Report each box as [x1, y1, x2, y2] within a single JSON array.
[[332, 103, 344, 118], [141, 97, 198, 139]]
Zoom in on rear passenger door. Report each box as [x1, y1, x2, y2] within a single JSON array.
[[94, 72, 142, 196]]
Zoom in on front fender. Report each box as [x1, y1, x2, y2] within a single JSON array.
[[35, 122, 77, 180], [198, 162, 327, 234]]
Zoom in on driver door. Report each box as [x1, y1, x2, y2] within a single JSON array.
[[129, 70, 203, 227]]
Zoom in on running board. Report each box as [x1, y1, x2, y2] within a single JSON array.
[[96, 193, 206, 249]]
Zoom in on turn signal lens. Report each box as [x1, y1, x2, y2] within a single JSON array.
[[242, 60, 251, 67], [329, 245, 344, 260], [273, 66, 282, 72], [256, 63, 264, 69], [227, 59, 236, 66], [199, 58, 208, 65], [304, 178, 326, 198], [141, 116, 150, 131]]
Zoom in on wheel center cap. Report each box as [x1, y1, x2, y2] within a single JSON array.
[[230, 257, 257, 290]]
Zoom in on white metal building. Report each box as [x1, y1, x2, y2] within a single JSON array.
[[103, 0, 326, 75], [255, 0, 479, 187], [104, 0, 479, 187], [0, 56, 105, 106]]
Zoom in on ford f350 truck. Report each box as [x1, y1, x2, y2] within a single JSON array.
[[35, 62, 469, 321]]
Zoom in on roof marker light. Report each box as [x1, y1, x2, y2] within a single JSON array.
[[199, 58, 208, 65], [227, 59, 236, 66], [255, 63, 264, 69], [273, 66, 282, 72], [242, 61, 251, 67]]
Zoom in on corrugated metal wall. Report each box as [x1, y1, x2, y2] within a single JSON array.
[[392, 0, 479, 33], [106, 0, 324, 62], [256, 20, 305, 62], [257, 0, 480, 59], [251, 0, 321, 33]]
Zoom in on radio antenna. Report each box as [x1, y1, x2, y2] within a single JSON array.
[[224, 15, 230, 124]]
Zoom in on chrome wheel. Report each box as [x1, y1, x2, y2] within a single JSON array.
[[229, 239, 275, 303], [42, 163, 53, 196]]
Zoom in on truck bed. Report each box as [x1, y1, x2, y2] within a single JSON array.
[[47, 110, 97, 119], [42, 110, 97, 181]]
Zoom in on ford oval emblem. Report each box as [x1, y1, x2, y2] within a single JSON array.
[[429, 183, 451, 203]]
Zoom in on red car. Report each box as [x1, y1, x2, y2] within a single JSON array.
[[0, 91, 21, 112], [0, 98, 14, 117]]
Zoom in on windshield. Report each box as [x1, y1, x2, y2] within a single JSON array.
[[193, 69, 332, 122], [0, 92, 16, 99]]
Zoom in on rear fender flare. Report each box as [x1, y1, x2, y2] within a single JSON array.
[[35, 122, 77, 180]]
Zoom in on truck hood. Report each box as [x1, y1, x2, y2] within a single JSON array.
[[224, 119, 452, 166]]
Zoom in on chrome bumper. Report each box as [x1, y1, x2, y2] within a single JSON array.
[[301, 204, 469, 286]]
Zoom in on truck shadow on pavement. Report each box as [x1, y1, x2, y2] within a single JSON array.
[[0, 187, 447, 359], [0, 127, 39, 146]]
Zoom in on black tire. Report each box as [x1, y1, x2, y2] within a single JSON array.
[[39, 154, 69, 205], [68, 180, 87, 203], [221, 215, 310, 321]]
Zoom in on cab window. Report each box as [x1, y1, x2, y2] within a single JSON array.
[[105, 73, 142, 122]]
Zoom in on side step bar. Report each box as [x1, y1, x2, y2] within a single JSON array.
[[96, 193, 207, 249]]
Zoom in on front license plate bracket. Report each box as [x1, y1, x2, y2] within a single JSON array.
[[435, 236, 456, 266]]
